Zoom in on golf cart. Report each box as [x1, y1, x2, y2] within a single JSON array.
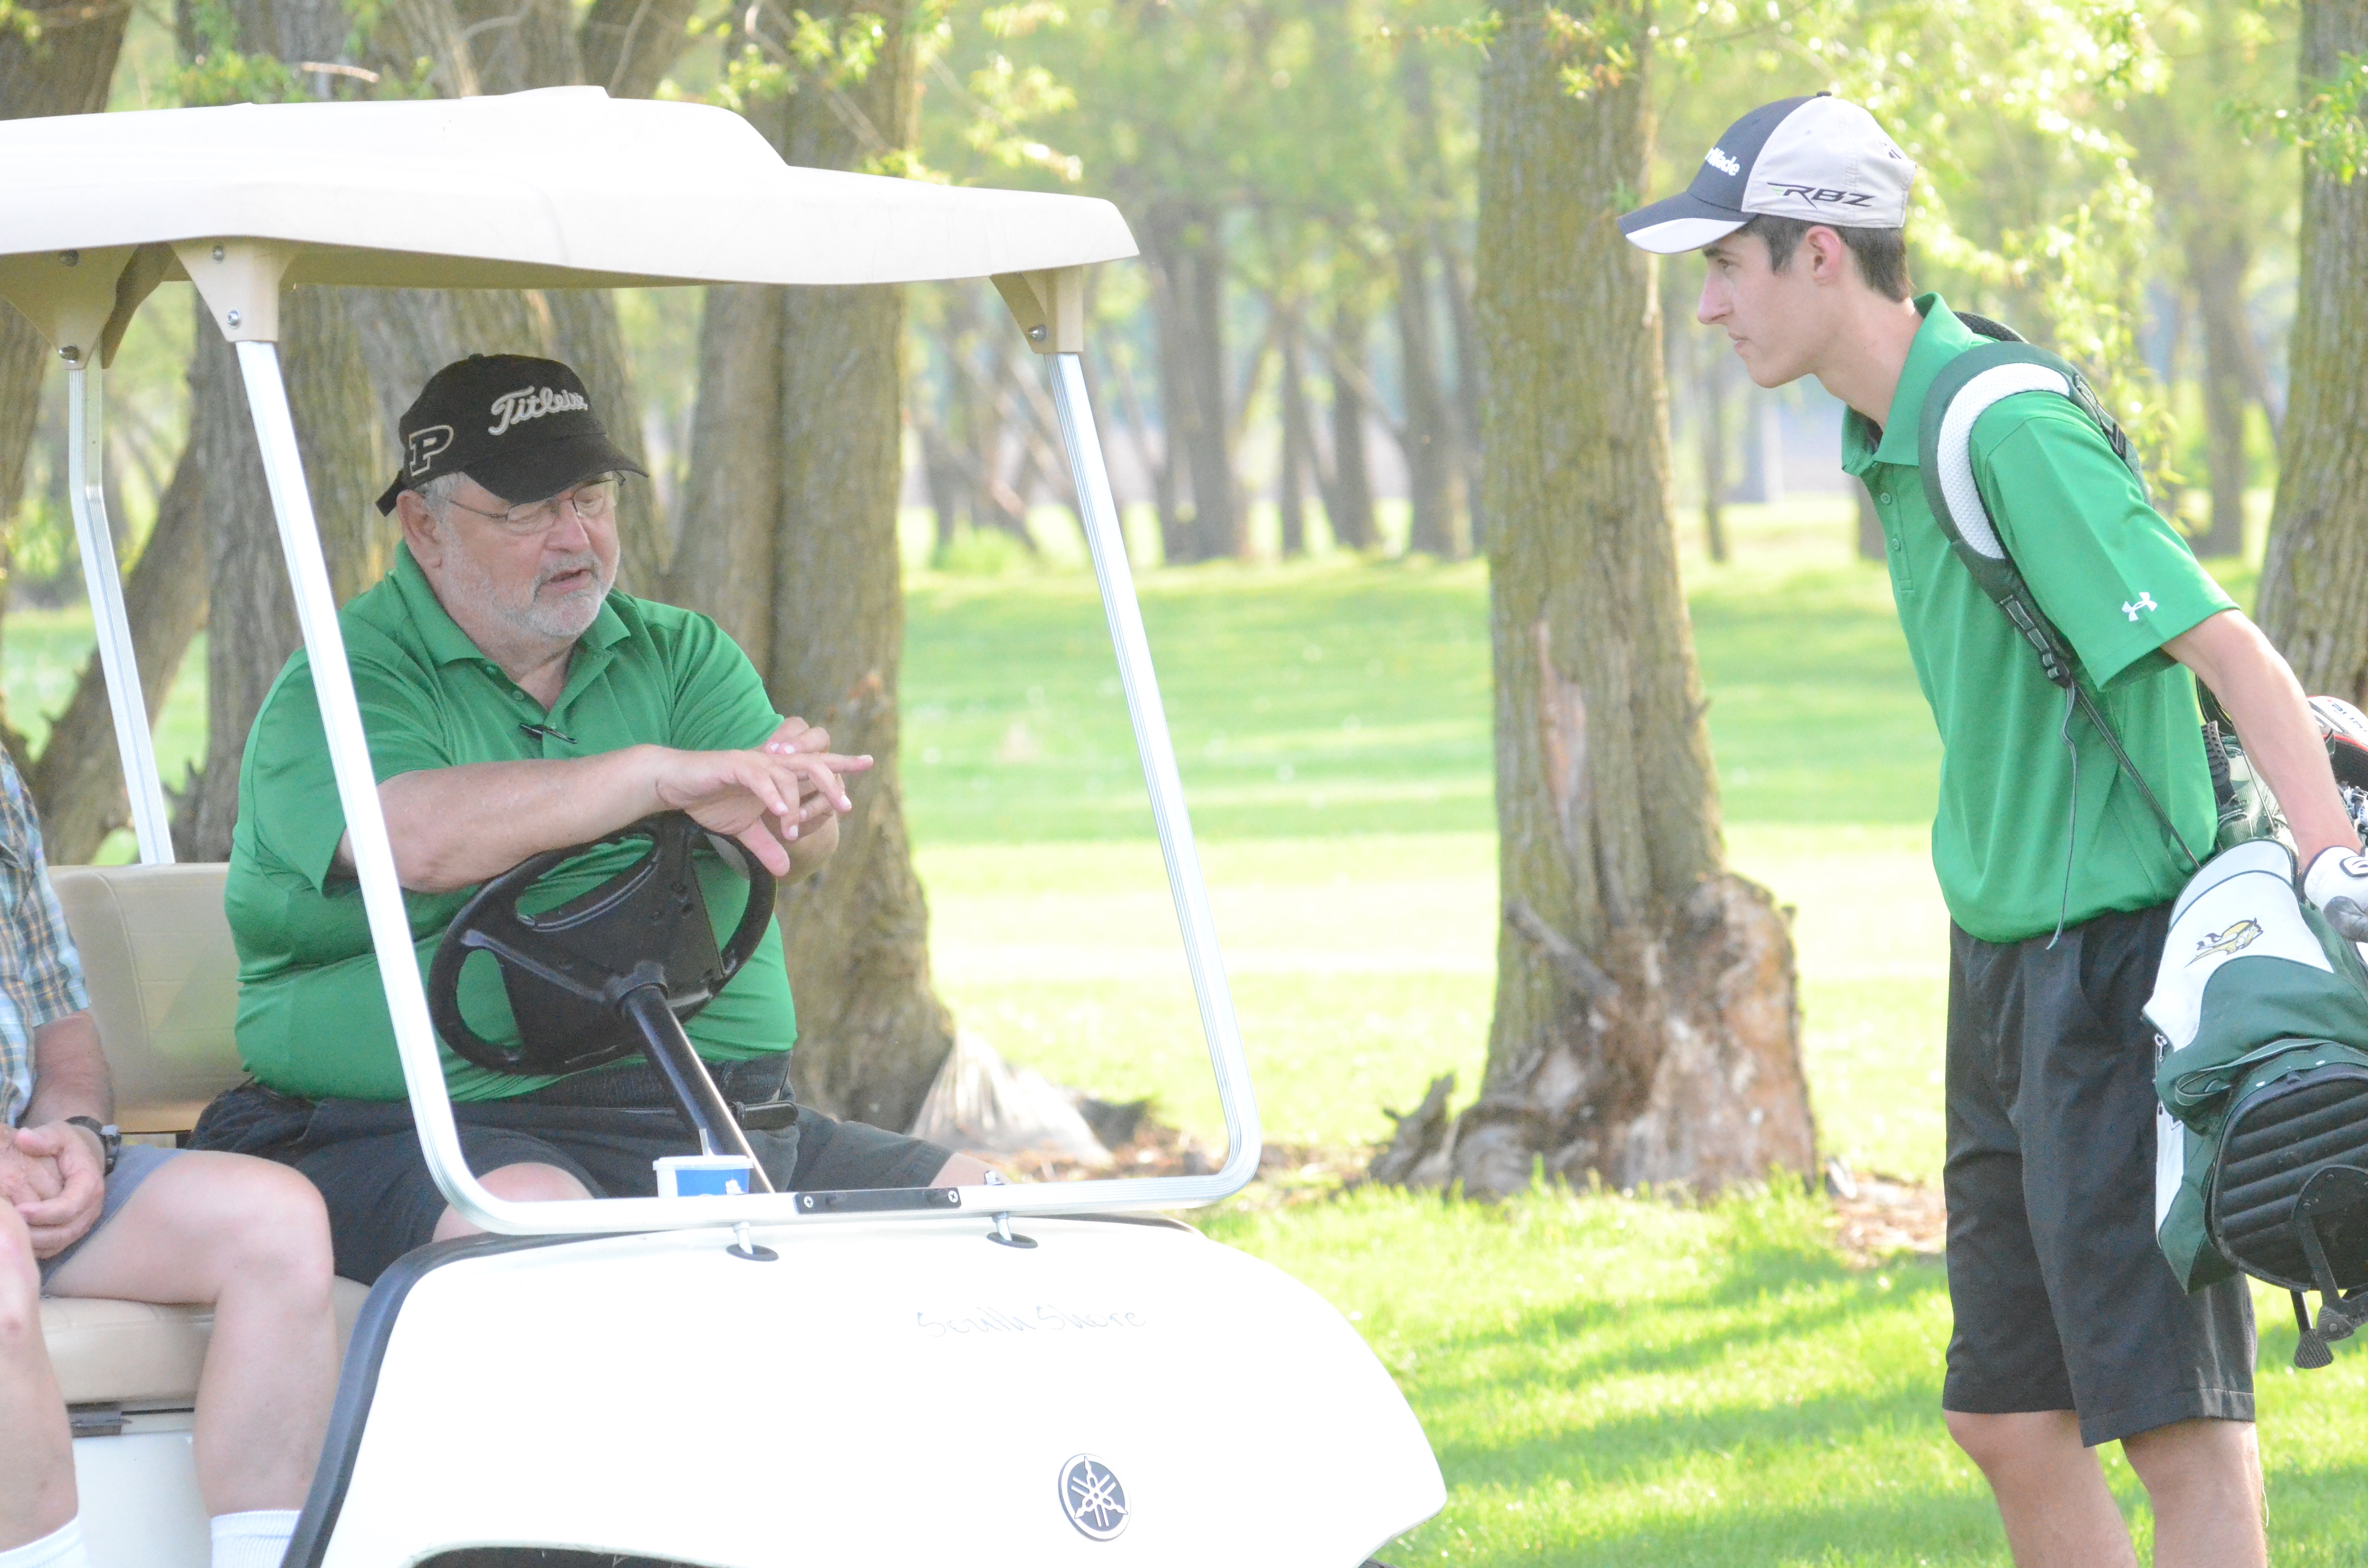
[[5, 89, 1444, 1566]]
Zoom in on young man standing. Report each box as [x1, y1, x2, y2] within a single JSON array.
[[1620, 94, 2368, 1566]]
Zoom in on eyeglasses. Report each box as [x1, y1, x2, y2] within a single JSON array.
[[440, 476, 621, 536]]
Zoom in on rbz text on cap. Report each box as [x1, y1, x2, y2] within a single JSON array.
[[1617, 95, 1915, 255]]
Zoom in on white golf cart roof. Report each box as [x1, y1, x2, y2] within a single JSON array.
[[0, 89, 1255, 1237]]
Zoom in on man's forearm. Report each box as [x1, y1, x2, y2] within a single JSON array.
[[345, 747, 668, 893], [24, 1012, 110, 1126], [2166, 610, 2361, 867]]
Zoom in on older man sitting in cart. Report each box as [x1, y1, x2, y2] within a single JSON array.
[[1, 749, 338, 1568], [192, 355, 988, 1284]]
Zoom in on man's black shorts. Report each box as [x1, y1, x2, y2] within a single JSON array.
[[1943, 900, 2255, 1446], [191, 1055, 955, 1283]]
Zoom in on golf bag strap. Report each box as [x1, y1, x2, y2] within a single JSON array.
[[1917, 318, 2201, 873]]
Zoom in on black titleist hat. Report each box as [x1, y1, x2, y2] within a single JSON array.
[[375, 354, 647, 515], [1618, 94, 1915, 254]]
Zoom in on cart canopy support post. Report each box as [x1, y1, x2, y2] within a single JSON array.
[[1042, 348, 1261, 1185], [231, 338, 502, 1230], [65, 365, 173, 863]]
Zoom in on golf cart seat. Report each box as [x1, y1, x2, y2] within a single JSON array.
[[35, 862, 370, 1409]]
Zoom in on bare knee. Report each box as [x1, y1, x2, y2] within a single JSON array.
[[2123, 1418, 2257, 1493], [1948, 1409, 2083, 1475], [0, 1207, 40, 1352], [229, 1162, 334, 1281], [481, 1162, 592, 1204], [931, 1153, 997, 1187], [433, 1163, 590, 1243]]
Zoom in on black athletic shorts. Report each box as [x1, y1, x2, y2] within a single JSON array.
[[1942, 901, 2255, 1446], [190, 1055, 955, 1284]]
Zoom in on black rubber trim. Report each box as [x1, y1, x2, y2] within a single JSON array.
[[284, 1232, 592, 1568]]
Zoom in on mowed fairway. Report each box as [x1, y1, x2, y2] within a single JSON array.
[[10, 503, 2355, 1563]]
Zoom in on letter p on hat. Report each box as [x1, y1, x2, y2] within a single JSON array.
[[1617, 94, 1915, 254]]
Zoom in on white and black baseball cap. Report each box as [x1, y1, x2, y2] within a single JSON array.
[[1618, 94, 1915, 255]]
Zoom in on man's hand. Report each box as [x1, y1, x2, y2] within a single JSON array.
[[9, 1119, 103, 1258], [2306, 849, 2368, 943], [0, 1128, 62, 1210], [648, 743, 872, 877], [762, 717, 865, 835]]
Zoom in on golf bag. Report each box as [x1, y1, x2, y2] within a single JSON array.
[[1921, 316, 2368, 1367]]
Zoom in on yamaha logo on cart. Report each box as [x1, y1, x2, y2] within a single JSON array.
[[1057, 1454, 1129, 1540]]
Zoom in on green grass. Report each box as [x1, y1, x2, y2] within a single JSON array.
[[1206, 1184, 2368, 1566]]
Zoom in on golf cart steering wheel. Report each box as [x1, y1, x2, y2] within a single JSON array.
[[428, 812, 775, 1079]]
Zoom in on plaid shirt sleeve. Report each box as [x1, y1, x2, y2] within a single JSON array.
[[0, 750, 89, 1129]]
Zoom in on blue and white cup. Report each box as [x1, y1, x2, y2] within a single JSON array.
[[654, 1153, 758, 1197]]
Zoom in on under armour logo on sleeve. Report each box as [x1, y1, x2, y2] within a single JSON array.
[[2123, 593, 2158, 622]]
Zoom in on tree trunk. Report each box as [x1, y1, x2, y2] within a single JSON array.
[[1853, 477, 1884, 561], [1697, 341, 1729, 564], [1101, 342, 1174, 561], [1277, 315, 1314, 558], [2257, 0, 2368, 699], [1147, 206, 1238, 562], [668, 282, 782, 662], [1397, 244, 1465, 559], [2188, 227, 2254, 560], [178, 323, 301, 860], [1429, 0, 1813, 1199], [174, 0, 378, 858], [1324, 302, 1379, 552], [677, 3, 956, 1132], [1441, 239, 1486, 551]]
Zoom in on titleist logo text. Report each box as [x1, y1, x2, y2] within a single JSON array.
[[488, 385, 589, 436]]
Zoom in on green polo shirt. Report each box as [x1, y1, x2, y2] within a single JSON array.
[[1846, 296, 2235, 944], [225, 545, 796, 1102]]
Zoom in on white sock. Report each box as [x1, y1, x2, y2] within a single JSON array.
[[210, 1509, 300, 1568], [0, 1518, 88, 1568]]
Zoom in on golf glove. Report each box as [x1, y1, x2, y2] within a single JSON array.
[[2304, 847, 2368, 942]]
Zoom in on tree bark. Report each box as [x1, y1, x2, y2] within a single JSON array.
[[1146, 205, 1239, 562], [2187, 227, 2254, 560], [1323, 301, 1378, 552], [1101, 341, 1175, 560], [1277, 313, 1314, 558], [674, 2, 956, 1132], [177, 323, 302, 860], [669, 283, 782, 662], [1697, 340, 1729, 564], [1397, 243, 1465, 559], [2257, 0, 2368, 698], [1853, 477, 1884, 562], [1432, 0, 1813, 1199]]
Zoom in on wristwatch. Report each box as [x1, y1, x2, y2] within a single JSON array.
[[62, 1115, 120, 1176]]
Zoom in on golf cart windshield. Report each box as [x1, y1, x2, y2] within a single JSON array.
[[0, 86, 1261, 1236]]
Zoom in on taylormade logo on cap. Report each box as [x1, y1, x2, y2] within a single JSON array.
[[1618, 94, 1915, 255]]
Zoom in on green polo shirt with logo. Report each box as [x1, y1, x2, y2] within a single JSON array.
[[225, 545, 796, 1102], [1846, 296, 2235, 945]]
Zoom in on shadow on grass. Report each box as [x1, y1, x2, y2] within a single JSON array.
[[1398, 1229, 1945, 1405], [1399, 1485, 2011, 1568]]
